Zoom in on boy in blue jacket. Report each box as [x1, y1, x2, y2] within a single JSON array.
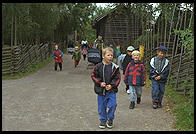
[[91, 47, 121, 129], [124, 50, 146, 109], [149, 46, 170, 109]]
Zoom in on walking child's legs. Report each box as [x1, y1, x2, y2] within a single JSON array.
[[83, 55, 86, 60], [59, 62, 62, 70], [135, 86, 142, 98], [74, 60, 79, 67], [157, 82, 166, 103], [106, 92, 117, 120], [129, 86, 136, 102], [151, 79, 159, 102], [55, 62, 58, 71], [97, 95, 107, 122]]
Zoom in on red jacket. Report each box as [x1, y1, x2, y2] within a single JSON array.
[[124, 60, 146, 86], [52, 49, 63, 63]]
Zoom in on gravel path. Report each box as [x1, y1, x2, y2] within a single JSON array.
[[2, 54, 176, 131]]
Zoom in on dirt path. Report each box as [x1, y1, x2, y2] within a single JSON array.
[[2, 54, 176, 131]]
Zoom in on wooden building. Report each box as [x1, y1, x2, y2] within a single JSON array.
[[92, 5, 142, 51]]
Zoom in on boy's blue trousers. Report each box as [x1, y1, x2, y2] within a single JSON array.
[[151, 79, 166, 103], [97, 92, 117, 122]]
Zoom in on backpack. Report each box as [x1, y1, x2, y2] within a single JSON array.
[[87, 48, 101, 64], [117, 54, 126, 70]]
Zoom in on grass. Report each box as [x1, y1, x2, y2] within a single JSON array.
[[145, 74, 194, 131], [2, 57, 53, 80], [164, 82, 194, 131]]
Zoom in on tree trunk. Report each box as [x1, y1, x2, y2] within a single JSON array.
[[11, 15, 14, 47], [163, 13, 167, 47], [14, 15, 17, 46]]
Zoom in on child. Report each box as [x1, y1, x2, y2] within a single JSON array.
[[72, 46, 81, 67], [91, 47, 121, 129], [52, 44, 63, 71], [82, 47, 87, 60], [149, 46, 170, 109], [122, 46, 135, 94], [124, 50, 146, 109]]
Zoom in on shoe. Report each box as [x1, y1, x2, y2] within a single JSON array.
[[126, 90, 130, 94], [129, 101, 135, 109], [99, 122, 106, 129], [152, 102, 158, 109], [106, 119, 113, 128], [137, 97, 141, 104], [157, 102, 162, 108]]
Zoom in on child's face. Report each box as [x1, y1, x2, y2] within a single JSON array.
[[103, 50, 113, 64], [157, 50, 166, 59], [132, 54, 140, 62], [55, 45, 58, 50], [127, 51, 132, 56]]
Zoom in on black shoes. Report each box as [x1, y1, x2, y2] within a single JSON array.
[[99, 120, 113, 129], [129, 101, 135, 109], [106, 119, 113, 128], [152, 102, 158, 109], [99, 122, 106, 129], [137, 97, 141, 104], [157, 102, 162, 108]]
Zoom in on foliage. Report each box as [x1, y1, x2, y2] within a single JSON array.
[[133, 33, 160, 47], [174, 28, 194, 56]]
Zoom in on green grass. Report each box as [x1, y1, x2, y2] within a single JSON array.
[[145, 74, 194, 131], [2, 57, 53, 80], [165, 82, 194, 131]]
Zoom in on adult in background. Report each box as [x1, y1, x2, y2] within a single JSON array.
[[122, 46, 135, 94], [94, 35, 105, 61]]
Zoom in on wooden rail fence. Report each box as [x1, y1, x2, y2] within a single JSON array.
[[2, 43, 53, 75]]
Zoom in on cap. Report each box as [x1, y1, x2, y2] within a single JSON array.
[[127, 46, 135, 51], [157, 45, 167, 52]]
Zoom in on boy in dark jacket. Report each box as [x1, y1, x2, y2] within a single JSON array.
[[91, 47, 121, 129], [124, 50, 146, 109], [149, 46, 170, 109], [52, 45, 63, 71], [122, 46, 135, 94]]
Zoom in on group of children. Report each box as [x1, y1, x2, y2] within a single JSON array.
[[91, 45, 170, 129], [52, 43, 170, 129]]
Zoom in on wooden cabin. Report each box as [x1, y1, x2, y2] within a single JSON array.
[[92, 5, 142, 51]]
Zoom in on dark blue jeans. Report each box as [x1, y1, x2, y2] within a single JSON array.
[[151, 79, 166, 103], [97, 92, 117, 122]]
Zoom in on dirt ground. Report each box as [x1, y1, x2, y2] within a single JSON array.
[[2, 54, 177, 131]]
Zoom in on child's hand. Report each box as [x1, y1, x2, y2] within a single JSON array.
[[157, 76, 161, 80], [101, 82, 106, 87], [106, 85, 112, 90]]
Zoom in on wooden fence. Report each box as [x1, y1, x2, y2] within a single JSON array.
[[2, 43, 53, 75]]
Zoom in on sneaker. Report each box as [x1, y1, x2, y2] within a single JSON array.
[[129, 101, 135, 109], [106, 119, 113, 128], [137, 97, 141, 104], [99, 122, 106, 129], [126, 90, 130, 94], [152, 102, 158, 109], [157, 102, 162, 108]]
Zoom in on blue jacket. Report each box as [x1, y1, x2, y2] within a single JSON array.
[[149, 57, 170, 83]]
